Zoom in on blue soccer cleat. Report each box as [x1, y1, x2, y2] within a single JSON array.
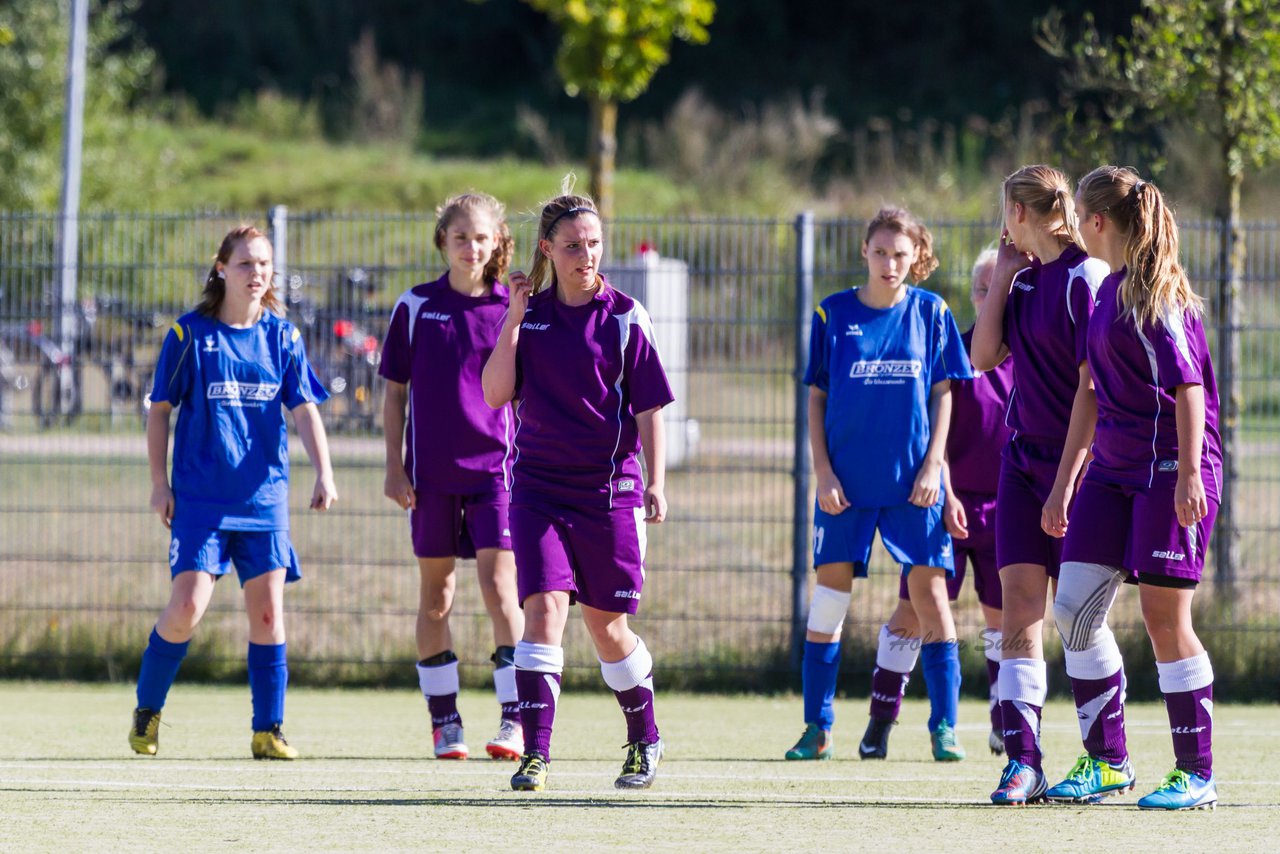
[[1137, 768, 1217, 811], [1046, 754, 1136, 803], [991, 759, 1047, 805], [785, 723, 833, 760]]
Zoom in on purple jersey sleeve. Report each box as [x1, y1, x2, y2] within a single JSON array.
[[1069, 268, 1098, 366], [150, 321, 195, 406], [1150, 308, 1206, 391], [625, 308, 675, 414], [803, 307, 830, 390], [378, 301, 413, 384], [280, 323, 329, 409]]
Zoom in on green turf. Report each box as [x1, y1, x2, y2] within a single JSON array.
[[1, 684, 1275, 851]]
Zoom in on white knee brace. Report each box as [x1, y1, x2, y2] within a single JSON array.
[[1053, 562, 1125, 653], [806, 585, 852, 635]]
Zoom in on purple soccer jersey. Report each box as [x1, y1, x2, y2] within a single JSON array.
[[947, 328, 1014, 495], [511, 280, 674, 510], [1002, 244, 1109, 444], [1085, 271, 1223, 501], [379, 275, 514, 494]]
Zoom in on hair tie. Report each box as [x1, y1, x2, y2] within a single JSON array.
[[544, 206, 597, 237], [1133, 180, 1147, 194]]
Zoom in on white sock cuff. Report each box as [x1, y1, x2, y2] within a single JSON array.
[[998, 658, 1048, 705], [493, 664, 518, 705], [1062, 628, 1124, 681], [514, 641, 564, 674], [1157, 653, 1213, 694], [417, 660, 459, 697], [599, 637, 654, 692], [875, 624, 920, 673], [981, 628, 1002, 663]]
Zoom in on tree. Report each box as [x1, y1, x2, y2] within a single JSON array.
[[523, 0, 715, 218], [0, 0, 154, 210], [1040, 0, 1280, 599]]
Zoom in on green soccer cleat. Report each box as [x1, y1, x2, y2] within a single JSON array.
[[785, 723, 832, 760], [1137, 768, 1217, 811], [930, 721, 966, 761], [251, 725, 299, 760], [129, 707, 161, 756], [616, 738, 664, 789], [511, 752, 549, 791], [1046, 754, 1136, 803]]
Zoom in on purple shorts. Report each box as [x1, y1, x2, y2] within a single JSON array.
[[995, 438, 1068, 578], [410, 489, 511, 559], [899, 492, 1002, 608], [509, 501, 648, 614], [1062, 477, 1217, 584]]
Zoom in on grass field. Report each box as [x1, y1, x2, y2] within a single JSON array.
[[2, 684, 1276, 852]]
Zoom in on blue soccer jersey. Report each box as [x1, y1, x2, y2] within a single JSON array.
[[150, 311, 328, 531], [804, 286, 972, 508]]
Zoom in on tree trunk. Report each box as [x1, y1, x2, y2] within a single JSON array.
[[587, 95, 617, 220], [1214, 163, 1243, 604]]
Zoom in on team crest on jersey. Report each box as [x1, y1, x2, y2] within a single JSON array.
[[617, 478, 636, 492], [846, 324, 863, 336], [202, 335, 218, 353], [1158, 459, 1179, 472]]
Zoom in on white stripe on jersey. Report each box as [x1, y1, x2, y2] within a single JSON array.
[[1064, 258, 1109, 326], [607, 310, 635, 510], [391, 291, 433, 347], [1134, 325, 1163, 488]]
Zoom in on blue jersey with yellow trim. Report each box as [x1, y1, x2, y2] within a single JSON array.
[[150, 310, 328, 531], [804, 286, 972, 508]]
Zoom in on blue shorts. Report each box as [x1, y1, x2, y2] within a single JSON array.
[[168, 527, 301, 586], [813, 499, 955, 577]]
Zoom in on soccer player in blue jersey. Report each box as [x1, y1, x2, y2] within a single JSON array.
[[785, 207, 973, 763], [129, 225, 336, 760]]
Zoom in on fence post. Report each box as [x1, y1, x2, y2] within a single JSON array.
[[791, 211, 815, 678], [1214, 214, 1241, 606], [269, 205, 289, 290]]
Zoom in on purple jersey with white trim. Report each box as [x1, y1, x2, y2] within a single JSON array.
[[511, 279, 674, 509], [947, 328, 1014, 495], [378, 274, 513, 494], [1002, 244, 1109, 444], [1085, 270, 1223, 501]]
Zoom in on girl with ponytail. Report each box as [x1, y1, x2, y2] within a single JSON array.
[[1044, 168, 1221, 810], [379, 191, 524, 762], [972, 165, 1112, 805]]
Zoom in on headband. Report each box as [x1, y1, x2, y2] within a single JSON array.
[[544, 206, 598, 237]]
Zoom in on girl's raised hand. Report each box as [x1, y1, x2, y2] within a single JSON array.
[[506, 270, 533, 324], [993, 230, 1033, 287]]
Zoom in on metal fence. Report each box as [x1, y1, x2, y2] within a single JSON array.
[[0, 210, 1277, 698]]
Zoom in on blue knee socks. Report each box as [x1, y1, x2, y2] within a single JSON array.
[[921, 640, 960, 731], [136, 628, 189, 710], [802, 640, 841, 730], [247, 642, 288, 732]]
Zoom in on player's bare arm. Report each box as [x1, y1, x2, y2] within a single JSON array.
[[293, 401, 337, 511]]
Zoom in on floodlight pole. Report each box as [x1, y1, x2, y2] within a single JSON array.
[[55, 0, 89, 414]]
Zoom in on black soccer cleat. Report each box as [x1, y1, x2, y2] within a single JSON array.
[[858, 717, 895, 760]]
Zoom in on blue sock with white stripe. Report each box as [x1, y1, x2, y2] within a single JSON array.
[[248, 642, 288, 731], [921, 640, 960, 731], [136, 627, 189, 710], [802, 640, 841, 730]]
